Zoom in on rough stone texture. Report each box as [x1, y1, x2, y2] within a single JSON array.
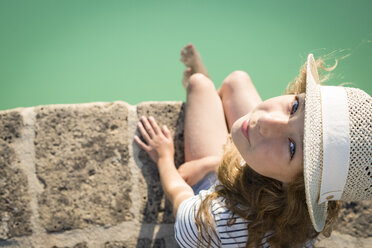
[[315, 232, 372, 248], [104, 238, 165, 248], [0, 111, 32, 239], [0, 239, 35, 248], [315, 200, 372, 247], [136, 102, 185, 224], [51, 242, 88, 248], [334, 201, 372, 237], [0, 101, 370, 248], [34, 103, 132, 232]]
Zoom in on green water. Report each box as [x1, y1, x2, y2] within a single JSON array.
[[1, 0, 371, 111]]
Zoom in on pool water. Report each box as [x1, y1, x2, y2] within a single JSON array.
[[0, 0, 371, 111]]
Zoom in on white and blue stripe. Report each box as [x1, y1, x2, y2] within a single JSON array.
[[174, 187, 269, 247], [174, 186, 316, 247]]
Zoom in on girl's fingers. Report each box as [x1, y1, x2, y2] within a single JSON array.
[[137, 122, 151, 143], [162, 125, 170, 138], [148, 116, 161, 135], [140, 116, 155, 138], [134, 135, 149, 151]]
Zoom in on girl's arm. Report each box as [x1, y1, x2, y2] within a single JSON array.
[[157, 157, 195, 216], [134, 116, 194, 216], [177, 156, 220, 186]]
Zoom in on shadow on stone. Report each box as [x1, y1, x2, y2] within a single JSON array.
[[0, 111, 33, 240], [135, 102, 185, 247], [0, 240, 22, 247], [104, 238, 165, 248]]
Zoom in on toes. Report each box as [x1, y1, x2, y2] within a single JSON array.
[[180, 46, 195, 59], [181, 43, 195, 55], [180, 55, 187, 63], [180, 44, 197, 66], [186, 49, 194, 57], [181, 49, 190, 58], [184, 67, 192, 75]]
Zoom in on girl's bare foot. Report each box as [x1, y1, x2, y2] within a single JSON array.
[[180, 44, 210, 88]]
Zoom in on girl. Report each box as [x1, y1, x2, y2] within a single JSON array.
[[134, 44, 372, 247]]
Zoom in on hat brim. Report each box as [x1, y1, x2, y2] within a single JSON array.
[[303, 54, 328, 232]]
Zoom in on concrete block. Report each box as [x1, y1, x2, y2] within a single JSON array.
[[34, 103, 132, 232], [0, 111, 32, 239], [0, 239, 34, 247], [51, 242, 88, 248], [0, 111, 23, 144], [333, 200, 372, 237], [135, 102, 185, 224], [0, 101, 370, 247], [104, 238, 165, 248], [315, 231, 372, 248]]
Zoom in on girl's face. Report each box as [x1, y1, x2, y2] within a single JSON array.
[[231, 93, 305, 183]]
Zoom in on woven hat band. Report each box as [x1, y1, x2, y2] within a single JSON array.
[[318, 86, 351, 204]]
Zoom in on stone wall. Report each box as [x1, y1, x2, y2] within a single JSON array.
[[0, 101, 371, 248]]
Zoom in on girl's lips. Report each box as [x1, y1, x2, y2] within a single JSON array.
[[241, 119, 250, 144]]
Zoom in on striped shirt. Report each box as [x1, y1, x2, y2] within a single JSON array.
[[174, 186, 270, 247], [174, 185, 316, 248]]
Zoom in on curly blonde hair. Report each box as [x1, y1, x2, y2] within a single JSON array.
[[194, 57, 342, 247]]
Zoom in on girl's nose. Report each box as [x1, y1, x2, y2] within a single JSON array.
[[258, 112, 288, 137]]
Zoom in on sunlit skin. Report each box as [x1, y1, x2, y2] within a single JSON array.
[[231, 93, 305, 183], [135, 43, 306, 217]]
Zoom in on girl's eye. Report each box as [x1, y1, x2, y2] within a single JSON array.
[[291, 97, 299, 115], [289, 139, 296, 160]]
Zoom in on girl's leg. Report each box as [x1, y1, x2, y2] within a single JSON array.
[[217, 70, 263, 131], [184, 73, 228, 162], [180, 44, 228, 162]]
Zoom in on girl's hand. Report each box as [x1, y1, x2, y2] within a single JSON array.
[[134, 116, 175, 164]]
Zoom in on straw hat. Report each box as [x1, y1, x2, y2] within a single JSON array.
[[303, 54, 372, 232]]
